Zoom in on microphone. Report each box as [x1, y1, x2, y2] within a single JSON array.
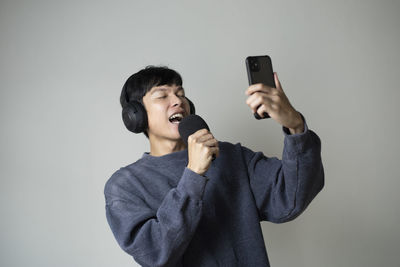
[[178, 114, 216, 160], [178, 114, 210, 145]]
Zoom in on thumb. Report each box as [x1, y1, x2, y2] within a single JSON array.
[[274, 72, 283, 91]]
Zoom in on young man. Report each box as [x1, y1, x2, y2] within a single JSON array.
[[104, 66, 324, 267]]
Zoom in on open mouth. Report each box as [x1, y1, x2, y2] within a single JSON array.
[[169, 113, 184, 124]]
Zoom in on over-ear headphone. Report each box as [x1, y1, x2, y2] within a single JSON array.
[[122, 89, 196, 134]]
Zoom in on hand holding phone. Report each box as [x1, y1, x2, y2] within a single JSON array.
[[245, 55, 275, 119], [245, 56, 304, 133]]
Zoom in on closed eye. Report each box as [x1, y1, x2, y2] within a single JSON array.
[[155, 94, 167, 99]]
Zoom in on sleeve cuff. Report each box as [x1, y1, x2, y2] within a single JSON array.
[[282, 113, 311, 157], [282, 112, 308, 136], [176, 167, 209, 199]]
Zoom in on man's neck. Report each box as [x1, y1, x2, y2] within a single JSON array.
[[148, 136, 187, 157]]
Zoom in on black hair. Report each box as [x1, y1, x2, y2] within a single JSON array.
[[120, 65, 183, 107], [120, 65, 183, 138]]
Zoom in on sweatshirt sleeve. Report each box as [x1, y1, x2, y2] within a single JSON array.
[[242, 118, 324, 223], [104, 167, 208, 267]]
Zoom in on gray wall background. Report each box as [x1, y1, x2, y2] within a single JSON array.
[[1, 0, 399, 266]]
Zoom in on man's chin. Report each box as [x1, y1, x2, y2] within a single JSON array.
[[160, 122, 180, 139], [148, 123, 183, 141], [168, 121, 181, 130], [170, 128, 182, 140]]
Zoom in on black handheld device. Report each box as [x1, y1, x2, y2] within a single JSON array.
[[245, 55, 275, 119]]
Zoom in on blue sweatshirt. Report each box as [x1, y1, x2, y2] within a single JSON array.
[[104, 121, 324, 267]]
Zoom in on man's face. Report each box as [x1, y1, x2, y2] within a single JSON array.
[[142, 84, 191, 141]]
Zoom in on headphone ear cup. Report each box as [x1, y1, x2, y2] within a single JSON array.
[[122, 100, 148, 133], [186, 97, 196, 115]]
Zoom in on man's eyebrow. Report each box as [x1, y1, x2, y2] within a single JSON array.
[[150, 88, 166, 94], [150, 86, 184, 94]]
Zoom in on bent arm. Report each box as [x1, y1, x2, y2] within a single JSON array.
[[105, 167, 207, 267], [244, 120, 324, 223]]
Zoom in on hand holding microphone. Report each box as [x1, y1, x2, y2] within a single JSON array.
[[179, 115, 219, 176]]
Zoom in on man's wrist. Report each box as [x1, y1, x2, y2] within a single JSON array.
[[288, 125, 304, 134], [187, 164, 205, 176], [287, 112, 305, 134]]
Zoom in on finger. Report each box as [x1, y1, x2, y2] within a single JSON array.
[[246, 91, 273, 109], [245, 92, 257, 106], [188, 128, 209, 143], [245, 83, 272, 96], [246, 84, 272, 96], [255, 104, 270, 118], [274, 72, 283, 91], [245, 83, 261, 96], [204, 138, 218, 147], [245, 90, 270, 105], [209, 146, 220, 158], [192, 128, 209, 138], [197, 133, 215, 143], [248, 96, 266, 113], [248, 94, 272, 113]]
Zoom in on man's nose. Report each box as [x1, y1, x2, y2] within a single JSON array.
[[171, 94, 183, 107]]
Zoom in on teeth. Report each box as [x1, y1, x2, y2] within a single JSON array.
[[169, 113, 183, 120]]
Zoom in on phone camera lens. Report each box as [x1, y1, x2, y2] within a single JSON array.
[[250, 59, 260, 72]]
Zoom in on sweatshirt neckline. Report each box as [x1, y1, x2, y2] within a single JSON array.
[[142, 149, 188, 161]]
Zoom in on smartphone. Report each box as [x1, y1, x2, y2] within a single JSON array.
[[245, 55, 275, 119]]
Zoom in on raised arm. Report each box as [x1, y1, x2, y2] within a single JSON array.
[[244, 72, 324, 223], [242, 122, 324, 223]]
